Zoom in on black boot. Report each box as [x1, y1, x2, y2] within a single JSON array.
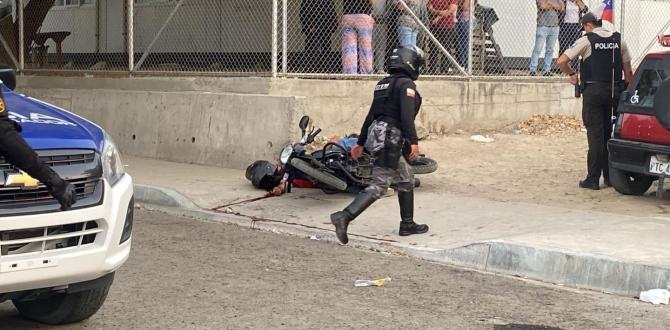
[[398, 190, 429, 236], [330, 191, 376, 244]]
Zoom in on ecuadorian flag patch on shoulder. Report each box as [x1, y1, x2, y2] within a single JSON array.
[[406, 88, 416, 98]]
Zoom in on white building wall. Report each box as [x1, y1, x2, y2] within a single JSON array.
[[33, 0, 670, 64], [39, 4, 97, 53]]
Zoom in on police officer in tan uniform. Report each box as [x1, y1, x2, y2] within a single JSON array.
[[557, 13, 633, 190]]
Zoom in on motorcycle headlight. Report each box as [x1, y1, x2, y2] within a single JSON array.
[[102, 132, 125, 186], [280, 145, 293, 164]]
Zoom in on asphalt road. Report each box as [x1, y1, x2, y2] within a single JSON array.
[[1, 209, 669, 330]]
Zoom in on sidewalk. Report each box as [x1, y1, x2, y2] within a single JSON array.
[[126, 156, 670, 297]]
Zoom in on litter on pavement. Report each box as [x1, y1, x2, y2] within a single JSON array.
[[354, 277, 392, 287], [639, 289, 670, 305], [470, 135, 495, 143]]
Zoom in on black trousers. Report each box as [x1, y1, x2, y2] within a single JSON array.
[[0, 115, 63, 189], [582, 83, 620, 183]]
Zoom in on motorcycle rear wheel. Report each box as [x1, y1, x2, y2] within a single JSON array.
[[289, 158, 348, 192]]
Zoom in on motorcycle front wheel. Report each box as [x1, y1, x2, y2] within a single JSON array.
[[289, 158, 348, 192]]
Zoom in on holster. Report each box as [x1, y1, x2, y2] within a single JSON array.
[[373, 125, 404, 169]]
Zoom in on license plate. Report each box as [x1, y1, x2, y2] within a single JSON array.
[[649, 155, 670, 175]]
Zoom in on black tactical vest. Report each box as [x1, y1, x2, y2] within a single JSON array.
[[580, 32, 623, 83], [368, 75, 421, 128]]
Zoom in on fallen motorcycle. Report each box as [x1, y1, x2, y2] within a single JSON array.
[[279, 116, 438, 194]]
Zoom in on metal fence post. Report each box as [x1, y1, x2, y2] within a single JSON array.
[[127, 0, 134, 72], [282, 0, 287, 74], [18, 0, 24, 72], [468, 0, 474, 76], [272, 0, 278, 78]]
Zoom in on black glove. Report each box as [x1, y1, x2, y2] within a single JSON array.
[[50, 181, 77, 211]]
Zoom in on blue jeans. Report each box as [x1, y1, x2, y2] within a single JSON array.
[[529, 26, 559, 73], [456, 19, 477, 69], [398, 25, 418, 48]]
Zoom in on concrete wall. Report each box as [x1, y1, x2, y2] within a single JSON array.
[[20, 81, 304, 169], [268, 78, 580, 135], [17, 75, 579, 168]]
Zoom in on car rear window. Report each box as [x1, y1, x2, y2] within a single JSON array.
[[626, 58, 670, 107]]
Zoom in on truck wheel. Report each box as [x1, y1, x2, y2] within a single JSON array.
[[13, 280, 112, 325], [609, 167, 654, 196], [290, 158, 348, 192]]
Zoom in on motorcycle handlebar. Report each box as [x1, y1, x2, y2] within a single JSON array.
[[307, 128, 322, 143]]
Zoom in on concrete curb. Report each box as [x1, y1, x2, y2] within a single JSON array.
[[134, 184, 670, 297]]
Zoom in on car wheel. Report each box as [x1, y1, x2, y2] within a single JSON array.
[[13, 280, 112, 325], [609, 166, 654, 196]]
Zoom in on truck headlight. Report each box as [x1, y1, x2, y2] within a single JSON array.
[[102, 132, 125, 186]]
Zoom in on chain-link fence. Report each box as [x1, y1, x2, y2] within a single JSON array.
[[620, 0, 670, 68], [132, 0, 273, 74], [16, 0, 130, 72], [0, 0, 666, 78]]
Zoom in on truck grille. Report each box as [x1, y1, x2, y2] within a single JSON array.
[[0, 150, 103, 216], [0, 178, 99, 207], [0, 220, 101, 256], [0, 151, 95, 171]]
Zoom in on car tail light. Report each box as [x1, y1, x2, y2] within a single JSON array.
[[613, 114, 623, 137], [620, 113, 670, 145]]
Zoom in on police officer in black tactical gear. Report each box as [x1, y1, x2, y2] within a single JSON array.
[[557, 12, 633, 190], [330, 46, 429, 245], [0, 80, 77, 211]]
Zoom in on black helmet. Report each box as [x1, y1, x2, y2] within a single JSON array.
[[386, 46, 426, 80], [245, 160, 284, 190]]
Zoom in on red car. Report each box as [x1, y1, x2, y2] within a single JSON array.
[[608, 51, 670, 196]]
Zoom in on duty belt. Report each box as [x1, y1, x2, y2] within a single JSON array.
[[375, 115, 400, 128]]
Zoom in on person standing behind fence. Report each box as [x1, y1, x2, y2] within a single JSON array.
[[341, 0, 375, 74], [456, 0, 477, 70], [300, 0, 338, 72], [428, 0, 458, 74], [394, 0, 429, 48], [558, 0, 588, 71], [530, 0, 564, 76]]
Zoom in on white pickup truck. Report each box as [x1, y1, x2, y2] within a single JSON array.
[[0, 67, 133, 324]]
